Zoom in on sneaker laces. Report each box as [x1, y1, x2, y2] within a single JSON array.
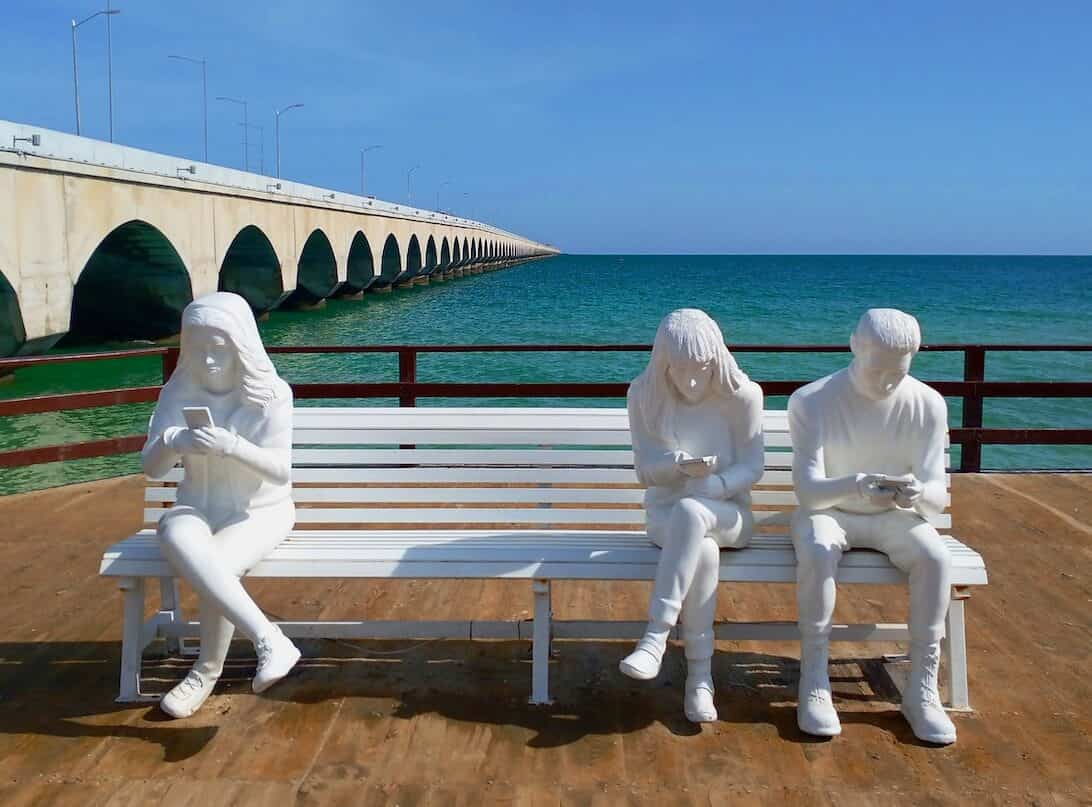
[[175, 670, 205, 696], [916, 644, 943, 707], [256, 636, 275, 668]]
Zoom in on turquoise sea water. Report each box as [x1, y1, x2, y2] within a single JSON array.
[[2, 254, 1090, 495]]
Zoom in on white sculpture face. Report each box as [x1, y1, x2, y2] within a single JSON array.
[[667, 358, 714, 404], [850, 343, 913, 400], [190, 326, 238, 394]]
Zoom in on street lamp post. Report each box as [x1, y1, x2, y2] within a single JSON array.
[[70, 8, 120, 136], [437, 180, 451, 212], [274, 103, 304, 178], [168, 54, 207, 162], [216, 96, 248, 170], [360, 144, 382, 196], [240, 122, 264, 174], [407, 164, 420, 206]]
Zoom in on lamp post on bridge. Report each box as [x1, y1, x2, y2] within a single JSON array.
[[360, 144, 382, 195], [240, 122, 264, 174], [407, 164, 421, 206], [437, 180, 451, 212], [168, 54, 207, 162], [70, 7, 121, 137], [216, 96, 248, 170], [274, 103, 304, 179]]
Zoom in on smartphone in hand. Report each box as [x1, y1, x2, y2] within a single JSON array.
[[182, 406, 214, 430]]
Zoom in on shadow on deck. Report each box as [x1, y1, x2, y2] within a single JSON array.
[[0, 473, 1088, 804]]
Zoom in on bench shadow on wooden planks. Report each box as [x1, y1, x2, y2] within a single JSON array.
[[100, 407, 987, 707]]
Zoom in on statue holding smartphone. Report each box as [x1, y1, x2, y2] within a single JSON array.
[[142, 292, 300, 718], [620, 309, 765, 723], [789, 308, 956, 744]]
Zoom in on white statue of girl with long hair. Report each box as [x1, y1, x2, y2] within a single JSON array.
[[142, 291, 300, 718], [620, 309, 765, 723]]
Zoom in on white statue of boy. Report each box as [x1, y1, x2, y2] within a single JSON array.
[[789, 308, 955, 744], [142, 292, 301, 718], [620, 309, 765, 723]]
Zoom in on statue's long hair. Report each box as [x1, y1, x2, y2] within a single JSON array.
[[161, 292, 285, 411], [629, 309, 750, 444]]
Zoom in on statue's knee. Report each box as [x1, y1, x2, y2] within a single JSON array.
[[794, 531, 839, 575], [672, 498, 709, 531], [156, 512, 207, 552], [917, 533, 952, 573]]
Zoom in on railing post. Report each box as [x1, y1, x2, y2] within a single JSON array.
[[161, 348, 179, 383], [399, 347, 417, 407], [961, 346, 986, 472]]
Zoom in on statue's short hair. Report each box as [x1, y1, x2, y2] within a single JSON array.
[[853, 308, 921, 355]]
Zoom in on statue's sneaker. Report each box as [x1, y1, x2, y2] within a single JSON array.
[[252, 625, 301, 694], [901, 697, 956, 745], [797, 684, 841, 737], [902, 640, 956, 745], [619, 633, 667, 680], [160, 670, 217, 718], [684, 678, 717, 723]]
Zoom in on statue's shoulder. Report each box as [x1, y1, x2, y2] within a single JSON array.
[[904, 375, 947, 421], [789, 369, 844, 413]]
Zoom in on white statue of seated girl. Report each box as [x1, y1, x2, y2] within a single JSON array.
[[142, 291, 300, 718], [620, 309, 765, 723]]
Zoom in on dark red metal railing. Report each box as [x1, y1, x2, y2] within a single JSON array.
[[1, 343, 1090, 472]]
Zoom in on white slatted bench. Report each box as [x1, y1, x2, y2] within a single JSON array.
[[99, 407, 987, 707]]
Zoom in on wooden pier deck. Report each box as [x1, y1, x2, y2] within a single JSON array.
[[0, 473, 1088, 805]]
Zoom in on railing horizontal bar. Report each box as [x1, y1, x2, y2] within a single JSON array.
[[4, 343, 1090, 372], [950, 428, 1092, 445], [5, 380, 1092, 415], [0, 434, 146, 468], [0, 385, 161, 417], [0, 347, 168, 371]]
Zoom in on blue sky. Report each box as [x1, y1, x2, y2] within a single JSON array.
[[3, 1, 1090, 254]]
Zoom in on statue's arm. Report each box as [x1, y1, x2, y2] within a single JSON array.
[[141, 408, 183, 480], [716, 381, 765, 498], [789, 394, 862, 511], [627, 392, 682, 487], [912, 395, 949, 518], [228, 394, 293, 486]]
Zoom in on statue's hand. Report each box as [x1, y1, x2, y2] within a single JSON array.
[[889, 474, 924, 508], [677, 453, 717, 478], [857, 473, 898, 507], [166, 427, 206, 455], [191, 426, 238, 457]]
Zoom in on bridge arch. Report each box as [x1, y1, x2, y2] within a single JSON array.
[[395, 234, 423, 286], [0, 269, 27, 357], [424, 235, 438, 276], [451, 237, 462, 267], [283, 229, 338, 309], [65, 220, 193, 345], [337, 231, 376, 296], [218, 225, 283, 314], [439, 237, 451, 273], [377, 234, 402, 287]]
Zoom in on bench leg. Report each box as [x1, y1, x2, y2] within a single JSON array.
[[158, 576, 187, 655], [943, 590, 971, 711], [529, 579, 553, 705], [117, 577, 150, 703]]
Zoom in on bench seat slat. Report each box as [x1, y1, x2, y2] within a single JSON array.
[[100, 530, 987, 585]]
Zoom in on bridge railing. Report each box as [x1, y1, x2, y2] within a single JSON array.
[[1, 343, 1090, 473]]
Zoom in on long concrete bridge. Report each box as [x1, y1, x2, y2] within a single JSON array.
[[0, 119, 558, 357]]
